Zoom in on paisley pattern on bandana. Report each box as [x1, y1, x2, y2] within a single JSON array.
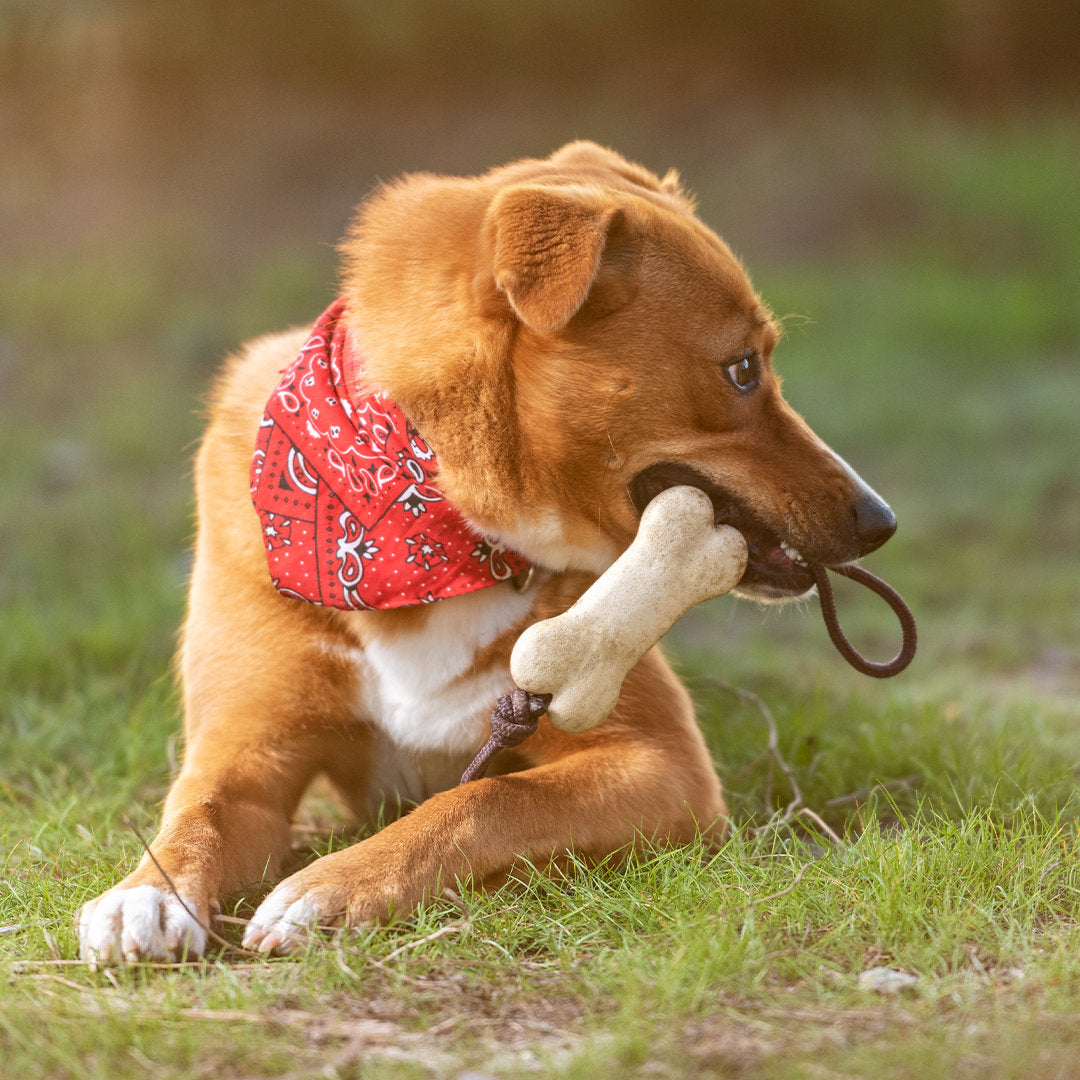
[[250, 299, 529, 609]]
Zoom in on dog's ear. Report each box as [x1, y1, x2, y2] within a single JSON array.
[[485, 185, 622, 335]]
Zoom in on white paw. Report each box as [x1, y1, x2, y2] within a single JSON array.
[[242, 883, 323, 956], [78, 885, 207, 968]]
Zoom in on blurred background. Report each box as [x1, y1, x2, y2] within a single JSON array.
[[2, 1, 1078, 742]]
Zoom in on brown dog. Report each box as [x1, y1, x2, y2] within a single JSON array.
[[78, 142, 895, 964]]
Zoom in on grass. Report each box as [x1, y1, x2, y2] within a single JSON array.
[[3, 109, 1079, 1078]]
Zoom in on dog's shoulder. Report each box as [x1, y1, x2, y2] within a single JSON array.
[[204, 326, 309, 439]]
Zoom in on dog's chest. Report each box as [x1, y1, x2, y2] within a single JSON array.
[[342, 584, 537, 756]]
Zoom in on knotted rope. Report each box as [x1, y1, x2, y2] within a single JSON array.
[[459, 688, 552, 784]]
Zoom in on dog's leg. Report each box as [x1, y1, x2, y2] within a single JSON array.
[[77, 588, 366, 967], [243, 647, 724, 954]]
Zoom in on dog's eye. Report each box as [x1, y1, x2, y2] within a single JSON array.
[[725, 352, 760, 393]]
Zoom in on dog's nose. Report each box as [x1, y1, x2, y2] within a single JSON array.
[[853, 491, 897, 555]]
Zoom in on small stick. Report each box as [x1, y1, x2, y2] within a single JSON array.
[[746, 862, 810, 907], [794, 807, 844, 846], [699, 678, 805, 826], [825, 775, 922, 807], [379, 922, 467, 964]]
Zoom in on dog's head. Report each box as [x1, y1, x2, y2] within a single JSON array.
[[344, 141, 895, 601]]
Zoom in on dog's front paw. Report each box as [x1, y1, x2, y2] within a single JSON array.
[[242, 847, 406, 955], [78, 885, 208, 968], [242, 880, 329, 956]]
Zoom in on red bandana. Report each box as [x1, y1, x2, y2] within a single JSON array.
[[250, 299, 529, 609]]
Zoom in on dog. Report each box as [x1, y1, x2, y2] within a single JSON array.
[[77, 141, 896, 964]]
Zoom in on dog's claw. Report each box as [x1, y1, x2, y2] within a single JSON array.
[[242, 889, 320, 955], [247, 928, 287, 955], [78, 885, 207, 967]]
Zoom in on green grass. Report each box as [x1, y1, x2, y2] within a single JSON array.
[[3, 110, 1079, 1078]]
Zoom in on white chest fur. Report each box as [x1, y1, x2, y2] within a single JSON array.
[[348, 583, 537, 755]]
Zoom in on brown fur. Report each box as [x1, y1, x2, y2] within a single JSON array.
[[78, 142, 894, 961]]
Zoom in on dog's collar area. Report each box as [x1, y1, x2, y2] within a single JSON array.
[[249, 299, 531, 610], [512, 566, 536, 593]]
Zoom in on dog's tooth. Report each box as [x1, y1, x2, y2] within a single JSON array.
[[780, 540, 807, 566]]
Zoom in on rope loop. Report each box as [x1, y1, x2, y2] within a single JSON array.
[[811, 562, 917, 678]]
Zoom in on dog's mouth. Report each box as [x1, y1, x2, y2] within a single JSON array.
[[629, 463, 816, 598]]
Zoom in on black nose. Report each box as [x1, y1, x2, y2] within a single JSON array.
[[853, 491, 897, 555]]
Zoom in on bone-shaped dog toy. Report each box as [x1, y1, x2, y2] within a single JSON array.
[[510, 485, 749, 732]]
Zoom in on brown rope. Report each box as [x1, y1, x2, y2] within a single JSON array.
[[460, 688, 551, 784], [811, 562, 917, 678]]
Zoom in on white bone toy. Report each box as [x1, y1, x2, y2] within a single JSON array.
[[510, 485, 748, 732]]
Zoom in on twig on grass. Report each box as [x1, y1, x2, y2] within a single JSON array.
[[334, 944, 363, 982], [824, 774, 922, 807], [42, 928, 62, 961], [793, 807, 844, 846], [699, 678, 810, 835], [439, 886, 471, 918], [17, 973, 90, 992], [11, 958, 270, 974], [704, 861, 812, 927], [379, 922, 468, 964], [702, 677, 871, 849], [745, 862, 810, 907], [11, 959, 100, 970], [211, 914, 250, 927]]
